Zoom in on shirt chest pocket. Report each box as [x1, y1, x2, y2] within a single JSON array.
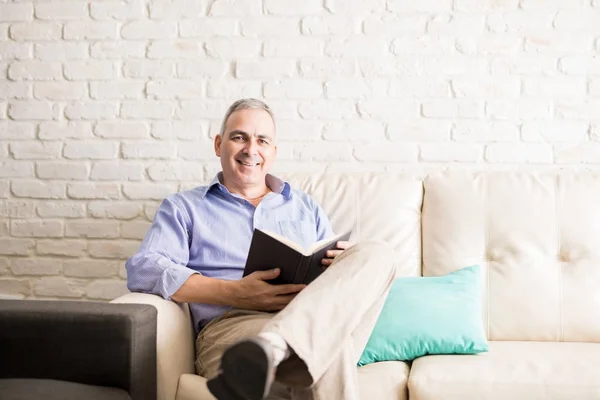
[[277, 219, 317, 250]]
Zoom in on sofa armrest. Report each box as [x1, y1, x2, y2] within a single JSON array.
[[112, 293, 195, 400], [0, 299, 156, 400]]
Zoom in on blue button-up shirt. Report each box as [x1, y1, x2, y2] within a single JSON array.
[[126, 173, 334, 333]]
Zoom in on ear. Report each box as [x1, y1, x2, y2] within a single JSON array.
[[214, 134, 222, 157]]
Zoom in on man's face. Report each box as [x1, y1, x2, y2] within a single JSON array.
[[214, 108, 277, 188]]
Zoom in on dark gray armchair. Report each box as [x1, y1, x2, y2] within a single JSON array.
[[0, 299, 157, 400]]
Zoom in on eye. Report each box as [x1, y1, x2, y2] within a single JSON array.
[[232, 135, 244, 141], [259, 139, 269, 145]]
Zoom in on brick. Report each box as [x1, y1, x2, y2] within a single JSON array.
[[487, 11, 554, 33], [146, 80, 204, 100], [12, 181, 66, 199], [452, 121, 519, 142], [151, 121, 208, 140], [33, 277, 85, 298], [206, 37, 260, 58], [298, 100, 356, 119], [521, 121, 588, 142], [0, 122, 35, 140], [0, 199, 36, 218], [398, 56, 488, 76], [485, 143, 553, 163], [36, 239, 85, 256], [0, 279, 31, 297], [90, 42, 144, 59], [0, 24, 6, 41], [34, 82, 88, 100], [35, 2, 88, 20], [86, 279, 129, 300], [36, 162, 89, 180], [90, 161, 144, 181], [392, 36, 454, 55], [123, 184, 178, 200], [491, 56, 558, 75], [270, 120, 321, 142], [121, 221, 151, 240], [177, 140, 218, 159], [421, 144, 483, 162], [88, 240, 141, 259], [354, 143, 418, 162], [88, 201, 142, 219], [209, 0, 261, 16], [363, 14, 426, 35], [8, 61, 62, 81], [121, 21, 177, 39], [322, 121, 384, 142], [175, 100, 228, 120], [0, 161, 33, 178], [325, 36, 387, 57], [149, 0, 205, 18], [90, 81, 144, 100], [456, 35, 522, 56], [389, 78, 449, 98], [388, 120, 451, 142], [428, 14, 485, 35], [452, 77, 520, 99], [94, 121, 148, 139], [265, 79, 322, 99], [241, 17, 299, 37], [120, 101, 174, 119], [559, 56, 600, 75], [324, 79, 386, 99], [525, 34, 592, 54], [64, 21, 118, 40], [9, 22, 61, 41], [265, 0, 323, 15], [0, 4, 33, 21], [487, 99, 552, 121], [262, 101, 299, 120], [0, 259, 8, 274], [123, 60, 176, 79], [64, 61, 117, 80], [180, 18, 236, 37], [207, 80, 262, 99], [63, 260, 118, 278], [264, 38, 323, 57], [147, 40, 203, 59], [324, 0, 385, 14], [35, 43, 88, 61], [293, 143, 352, 162], [554, 143, 600, 164], [0, 182, 8, 199], [388, 0, 452, 12], [592, 80, 600, 97], [37, 202, 86, 218], [0, 82, 31, 100], [454, 0, 518, 12], [301, 16, 358, 35], [144, 202, 161, 221], [0, 42, 31, 60], [523, 77, 586, 99], [122, 141, 177, 159], [39, 121, 93, 140], [66, 220, 119, 238], [422, 100, 483, 119], [67, 183, 120, 200], [0, 238, 35, 255], [8, 101, 56, 120], [520, 0, 585, 8], [11, 220, 63, 238], [63, 141, 118, 160], [65, 102, 119, 120], [299, 58, 355, 78], [591, 124, 600, 141], [556, 101, 600, 119], [147, 161, 205, 181], [358, 99, 418, 120], [90, 1, 144, 20], [176, 60, 227, 78]]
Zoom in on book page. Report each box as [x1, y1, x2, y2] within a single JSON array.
[[260, 229, 307, 254], [308, 230, 352, 253]]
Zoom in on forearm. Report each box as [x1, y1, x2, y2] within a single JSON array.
[[171, 274, 238, 305]]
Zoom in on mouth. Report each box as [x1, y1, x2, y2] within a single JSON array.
[[236, 159, 260, 167]]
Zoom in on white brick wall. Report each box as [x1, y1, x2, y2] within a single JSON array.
[[1, 0, 600, 301]]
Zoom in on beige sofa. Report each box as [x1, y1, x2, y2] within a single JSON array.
[[112, 171, 600, 400]]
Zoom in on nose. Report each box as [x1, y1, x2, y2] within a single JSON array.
[[242, 138, 259, 155]]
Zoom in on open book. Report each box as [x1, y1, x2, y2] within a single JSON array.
[[243, 229, 353, 285]]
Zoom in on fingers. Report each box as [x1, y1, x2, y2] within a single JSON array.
[[270, 294, 298, 310], [252, 268, 280, 281], [275, 283, 306, 295], [321, 257, 333, 266]]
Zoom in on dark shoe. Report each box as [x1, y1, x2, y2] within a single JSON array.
[[207, 337, 276, 400]]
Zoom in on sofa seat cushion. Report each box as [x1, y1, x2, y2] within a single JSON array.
[[176, 361, 410, 400], [0, 378, 131, 400], [408, 341, 600, 400]]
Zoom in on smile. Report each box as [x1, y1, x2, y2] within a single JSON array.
[[237, 160, 259, 167]]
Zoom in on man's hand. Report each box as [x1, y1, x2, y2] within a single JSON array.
[[321, 241, 353, 268], [229, 268, 306, 312]]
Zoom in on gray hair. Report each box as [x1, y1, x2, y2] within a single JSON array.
[[219, 98, 275, 136]]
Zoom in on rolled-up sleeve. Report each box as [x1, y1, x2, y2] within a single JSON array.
[[125, 196, 197, 300]]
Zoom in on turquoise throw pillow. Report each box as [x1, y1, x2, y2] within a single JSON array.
[[358, 265, 488, 366]]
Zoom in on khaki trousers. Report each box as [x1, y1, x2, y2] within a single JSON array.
[[196, 241, 396, 400]]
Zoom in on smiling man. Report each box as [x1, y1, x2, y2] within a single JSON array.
[[126, 99, 397, 400]]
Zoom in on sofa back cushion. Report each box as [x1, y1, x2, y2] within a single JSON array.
[[422, 171, 600, 342], [281, 172, 423, 277]]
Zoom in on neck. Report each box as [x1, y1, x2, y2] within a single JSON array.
[[221, 176, 270, 201]]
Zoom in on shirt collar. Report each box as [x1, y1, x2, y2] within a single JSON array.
[[202, 172, 291, 200]]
